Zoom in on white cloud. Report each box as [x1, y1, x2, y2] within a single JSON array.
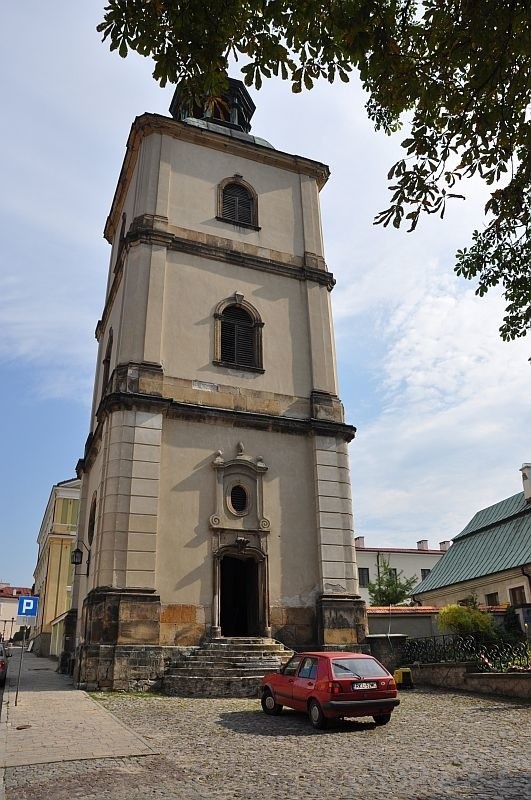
[[0, 273, 97, 401], [1, 1, 529, 587], [345, 258, 531, 548]]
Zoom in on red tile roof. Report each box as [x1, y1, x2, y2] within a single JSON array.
[[367, 604, 507, 614], [357, 547, 445, 554], [0, 586, 32, 598]]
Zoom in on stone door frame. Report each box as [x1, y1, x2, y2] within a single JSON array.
[[211, 545, 271, 639]]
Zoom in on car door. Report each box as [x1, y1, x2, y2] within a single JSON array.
[[272, 654, 303, 707], [291, 656, 319, 710]]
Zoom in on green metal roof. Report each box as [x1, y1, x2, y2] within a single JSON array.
[[454, 491, 528, 539], [413, 491, 531, 595]]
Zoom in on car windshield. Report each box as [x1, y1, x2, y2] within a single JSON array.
[[332, 658, 389, 679]]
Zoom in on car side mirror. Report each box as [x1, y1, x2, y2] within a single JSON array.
[[279, 664, 286, 674]]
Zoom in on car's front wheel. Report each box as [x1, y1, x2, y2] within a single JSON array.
[[261, 689, 283, 715], [373, 713, 392, 726], [308, 699, 327, 729]]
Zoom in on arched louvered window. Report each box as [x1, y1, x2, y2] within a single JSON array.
[[221, 305, 256, 367], [214, 295, 264, 372], [217, 178, 259, 228], [223, 184, 252, 224]]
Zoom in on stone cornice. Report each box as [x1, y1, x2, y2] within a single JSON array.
[[79, 391, 356, 472], [104, 113, 330, 243], [132, 221, 335, 287], [95, 220, 335, 340]]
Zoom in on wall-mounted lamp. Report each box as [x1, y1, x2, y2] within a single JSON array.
[[71, 542, 90, 575]]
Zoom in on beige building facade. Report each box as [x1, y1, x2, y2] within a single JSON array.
[[72, 81, 366, 687], [411, 569, 530, 609], [355, 537, 449, 605], [32, 478, 80, 656]]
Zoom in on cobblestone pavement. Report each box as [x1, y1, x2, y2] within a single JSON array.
[[4, 688, 530, 800]]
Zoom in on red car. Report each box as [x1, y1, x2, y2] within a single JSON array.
[[261, 651, 399, 729]]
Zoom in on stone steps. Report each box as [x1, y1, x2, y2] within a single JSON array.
[[162, 637, 293, 698], [177, 658, 281, 665], [164, 675, 267, 698], [200, 643, 284, 652], [166, 660, 281, 677]]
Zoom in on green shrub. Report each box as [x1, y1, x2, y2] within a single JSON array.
[[438, 604, 497, 639]]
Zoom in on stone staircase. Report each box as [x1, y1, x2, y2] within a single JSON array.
[[162, 637, 293, 698]]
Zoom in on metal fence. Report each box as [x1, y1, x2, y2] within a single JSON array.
[[403, 634, 531, 673]]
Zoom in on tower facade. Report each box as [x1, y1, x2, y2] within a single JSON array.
[[73, 81, 366, 688]]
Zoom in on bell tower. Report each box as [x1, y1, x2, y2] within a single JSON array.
[[72, 80, 366, 688]]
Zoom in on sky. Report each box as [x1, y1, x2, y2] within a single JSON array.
[[1, 3, 530, 588]]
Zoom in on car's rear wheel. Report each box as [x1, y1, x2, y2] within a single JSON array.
[[373, 713, 392, 725], [261, 689, 283, 715], [308, 699, 327, 729]]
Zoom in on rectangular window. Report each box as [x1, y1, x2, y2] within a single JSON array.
[[421, 569, 431, 581], [61, 499, 70, 524], [298, 657, 319, 680], [485, 592, 499, 606], [358, 568, 370, 588], [509, 586, 526, 606], [283, 655, 303, 676]]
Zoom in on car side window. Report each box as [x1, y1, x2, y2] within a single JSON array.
[[298, 657, 318, 679], [283, 655, 303, 676]]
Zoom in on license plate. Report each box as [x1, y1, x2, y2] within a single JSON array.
[[353, 681, 377, 690]]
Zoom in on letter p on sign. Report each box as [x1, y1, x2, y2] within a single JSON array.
[[17, 596, 38, 617]]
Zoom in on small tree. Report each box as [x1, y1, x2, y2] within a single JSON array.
[[368, 558, 417, 606], [438, 604, 497, 640]]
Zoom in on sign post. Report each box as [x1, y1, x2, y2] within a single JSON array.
[[14, 596, 38, 706]]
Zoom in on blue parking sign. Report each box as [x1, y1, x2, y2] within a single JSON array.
[[17, 596, 38, 617]]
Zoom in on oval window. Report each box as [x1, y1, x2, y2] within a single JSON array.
[[230, 485, 248, 514]]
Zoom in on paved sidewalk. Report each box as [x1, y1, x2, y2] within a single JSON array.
[[0, 648, 155, 769]]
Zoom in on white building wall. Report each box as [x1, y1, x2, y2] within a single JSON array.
[[0, 593, 27, 640], [356, 546, 445, 605]]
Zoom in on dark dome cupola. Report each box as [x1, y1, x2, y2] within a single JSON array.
[[170, 77, 256, 133]]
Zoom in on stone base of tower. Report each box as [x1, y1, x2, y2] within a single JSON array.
[[75, 642, 189, 691], [81, 587, 161, 645], [317, 595, 367, 649], [73, 588, 367, 689], [74, 587, 168, 690]]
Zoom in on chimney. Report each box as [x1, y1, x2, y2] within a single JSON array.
[[417, 540, 428, 550], [439, 540, 451, 552], [520, 464, 531, 502], [355, 536, 365, 548]]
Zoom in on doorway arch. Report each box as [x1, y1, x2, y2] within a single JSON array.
[[212, 546, 270, 638]]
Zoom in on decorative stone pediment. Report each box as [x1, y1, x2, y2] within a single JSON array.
[[209, 442, 270, 533]]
